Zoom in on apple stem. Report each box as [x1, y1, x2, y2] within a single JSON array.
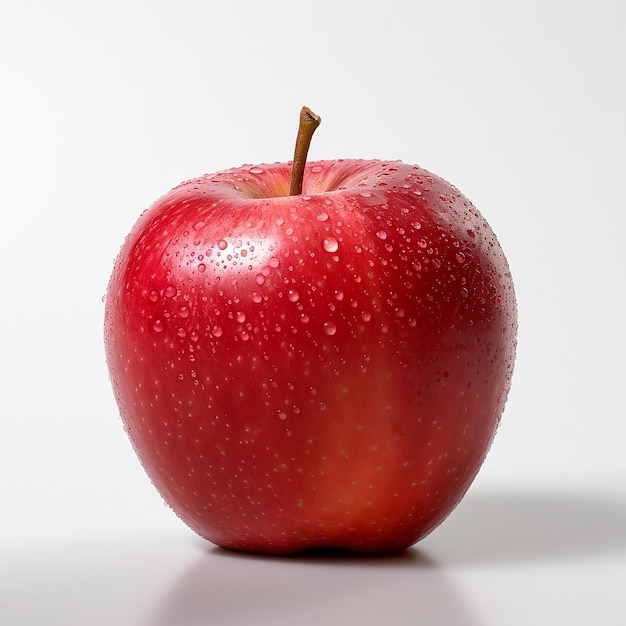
[[289, 106, 321, 196]]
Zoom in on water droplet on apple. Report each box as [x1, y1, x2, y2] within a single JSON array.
[[249, 167, 264, 174], [178, 306, 190, 319], [411, 220, 422, 230], [432, 258, 441, 269], [178, 373, 185, 380], [251, 291, 263, 303], [236, 311, 246, 323], [197, 263, 206, 273], [164, 285, 176, 298], [277, 410, 287, 420], [334, 290, 344, 301], [376, 230, 388, 240], [323, 320, 337, 336], [460, 287, 469, 299], [322, 237, 339, 253], [152, 320, 164, 333], [317, 212, 329, 222], [255, 274, 266, 286], [287, 289, 300, 302], [361, 311, 372, 322], [360, 191, 372, 198], [177, 327, 187, 338], [148, 290, 158, 302], [455, 252, 466, 264], [319, 402, 327, 411], [211, 325, 223, 337], [218, 239, 228, 250], [292, 405, 301, 415]]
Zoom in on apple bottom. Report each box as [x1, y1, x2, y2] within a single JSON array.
[[122, 341, 501, 554]]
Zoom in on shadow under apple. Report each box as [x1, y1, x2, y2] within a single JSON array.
[[4, 487, 624, 626], [144, 546, 478, 626], [144, 486, 626, 625], [422, 486, 626, 566]]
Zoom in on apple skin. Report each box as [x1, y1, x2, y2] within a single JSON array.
[[104, 159, 517, 554]]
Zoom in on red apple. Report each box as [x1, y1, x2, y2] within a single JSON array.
[[104, 111, 516, 554]]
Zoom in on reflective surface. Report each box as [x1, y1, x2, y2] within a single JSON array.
[[3, 486, 625, 626]]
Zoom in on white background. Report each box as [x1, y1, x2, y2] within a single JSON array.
[[1, 1, 625, 624]]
